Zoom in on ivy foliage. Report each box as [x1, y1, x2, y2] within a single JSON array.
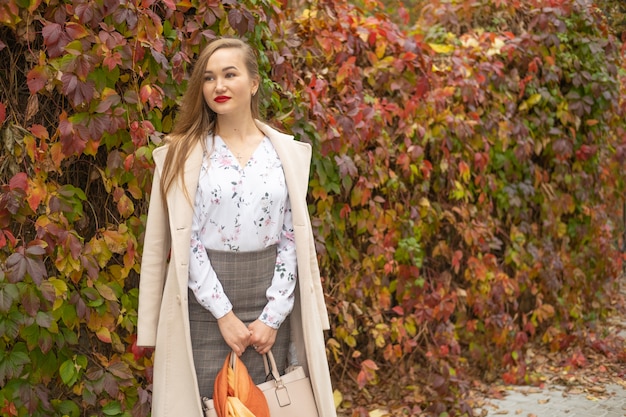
[[0, 1, 282, 416], [1, 0, 625, 416]]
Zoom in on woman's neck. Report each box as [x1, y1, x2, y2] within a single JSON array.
[[215, 115, 261, 144]]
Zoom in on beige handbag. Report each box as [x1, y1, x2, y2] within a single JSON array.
[[203, 350, 319, 417]]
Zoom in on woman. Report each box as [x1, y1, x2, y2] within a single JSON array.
[[137, 37, 336, 417]]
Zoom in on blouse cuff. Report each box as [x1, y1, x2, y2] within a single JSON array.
[[259, 296, 295, 329]]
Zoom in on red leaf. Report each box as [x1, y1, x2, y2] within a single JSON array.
[[65, 22, 89, 39], [74, 54, 95, 80], [0, 102, 5, 126], [61, 132, 87, 156], [139, 84, 163, 109], [1, 399, 17, 417], [22, 286, 41, 316], [502, 371, 517, 384], [356, 359, 379, 388], [162, 0, 176, 9], [29, 124, 49, 139], [451, 250, 463, 274], [26, 178, 46, 212], [61, 73, 95, 106], [103, 372, 118, 396], [9, 173, 27, 191], [75, 2, 100, 26], [3, 230, 17, 247], [103, 50, 123, 71], [95, 89, 121, 113], [108, 361, 133, 379], [5, 251, 26, 283], [87, 113, 109, 139], [42, 22, 69, 58]]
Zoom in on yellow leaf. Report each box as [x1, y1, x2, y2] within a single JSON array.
[[24, 134, 36, 161], [375, 40, 387, 59], [49, 277, 68, 297], [95, 283, 117, 301], [428, 43, 455, 54], [527, 93, 542, 106], [459, 161, 470, 183], [487, 37, 506, 56], [369, 409, 390, 417], [557, 221, 567, 238], [97, 167, 112, 193], [333, 389, 343, 408], [96, 327, 112, 343], [102, 229, 128, 254], [297, 8, 317, 23], [50, 142, 64, 170], [27, 176, 48, 211]]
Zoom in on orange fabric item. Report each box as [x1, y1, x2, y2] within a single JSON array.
[[213, 352, 270, 417]]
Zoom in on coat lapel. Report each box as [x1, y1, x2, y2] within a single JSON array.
[[159, 140, 204, 294], [257, 121, 312, 227]]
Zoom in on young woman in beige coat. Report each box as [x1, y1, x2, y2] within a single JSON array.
[[137, 37, 337, 416]]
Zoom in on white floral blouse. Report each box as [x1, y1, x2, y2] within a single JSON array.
[[188, 135, 297, 329]]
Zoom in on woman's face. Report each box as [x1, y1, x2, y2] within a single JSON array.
[[202, 47, 258, 118]]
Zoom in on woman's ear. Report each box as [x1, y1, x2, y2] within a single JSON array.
[[251, 76, 260, 96]]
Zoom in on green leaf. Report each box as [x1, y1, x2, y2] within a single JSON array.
[[102, 400, 123, 415], [0, 342, 30, 383], [0, 311, 22, 340], [0, 283, 19, 312], [59, 358, 78, 386], [52, 399, 80, 417]]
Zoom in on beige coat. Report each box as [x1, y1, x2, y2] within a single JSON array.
[[137, 121, 336, 417]]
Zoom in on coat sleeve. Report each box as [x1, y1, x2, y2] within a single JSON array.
[[137, 151, 171, 347], [307, 216, 330, 330]]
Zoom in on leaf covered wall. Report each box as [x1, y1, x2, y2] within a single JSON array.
[[1, 0, 625, 415]]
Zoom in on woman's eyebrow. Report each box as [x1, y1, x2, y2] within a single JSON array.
[[204, 66, 238, 74]]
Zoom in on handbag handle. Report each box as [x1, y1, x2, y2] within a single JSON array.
[[262, 350, 294, 407], [227, 349, 281, 381], [262, 350, 282, 383]]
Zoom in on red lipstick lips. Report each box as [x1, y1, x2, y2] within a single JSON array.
[[214, 96, 230, 103]]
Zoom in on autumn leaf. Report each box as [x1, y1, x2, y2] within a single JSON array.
[[94, 88, 121, 113], [65, 21, 89, 39], [428, 43, 455, 54], [26, 177, 47, 211], [96, 327, 112, 343], [41, 22, 70, 58], [9, 172, 27, 191], [0, 101, 5, 127], [0, 283, 19, 313], [356, 359, 379, 389], [5, 252, 27, 283], [60, 73, 96, 106], [26, 65, 48, 94]]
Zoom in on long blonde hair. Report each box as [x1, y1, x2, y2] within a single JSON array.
[[159, 37, 262, 203]]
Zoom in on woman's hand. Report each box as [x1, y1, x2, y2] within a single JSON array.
[[247, 320, 277, 355], [217, 311, 251, 356]]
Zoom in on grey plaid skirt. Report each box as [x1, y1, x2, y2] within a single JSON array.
[[188, 244, 290, 399]]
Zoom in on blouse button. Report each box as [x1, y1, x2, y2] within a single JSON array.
[[176, 295, 181, 304]]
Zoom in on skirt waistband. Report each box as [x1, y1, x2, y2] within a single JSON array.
[[205, 244, 277, 263]]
